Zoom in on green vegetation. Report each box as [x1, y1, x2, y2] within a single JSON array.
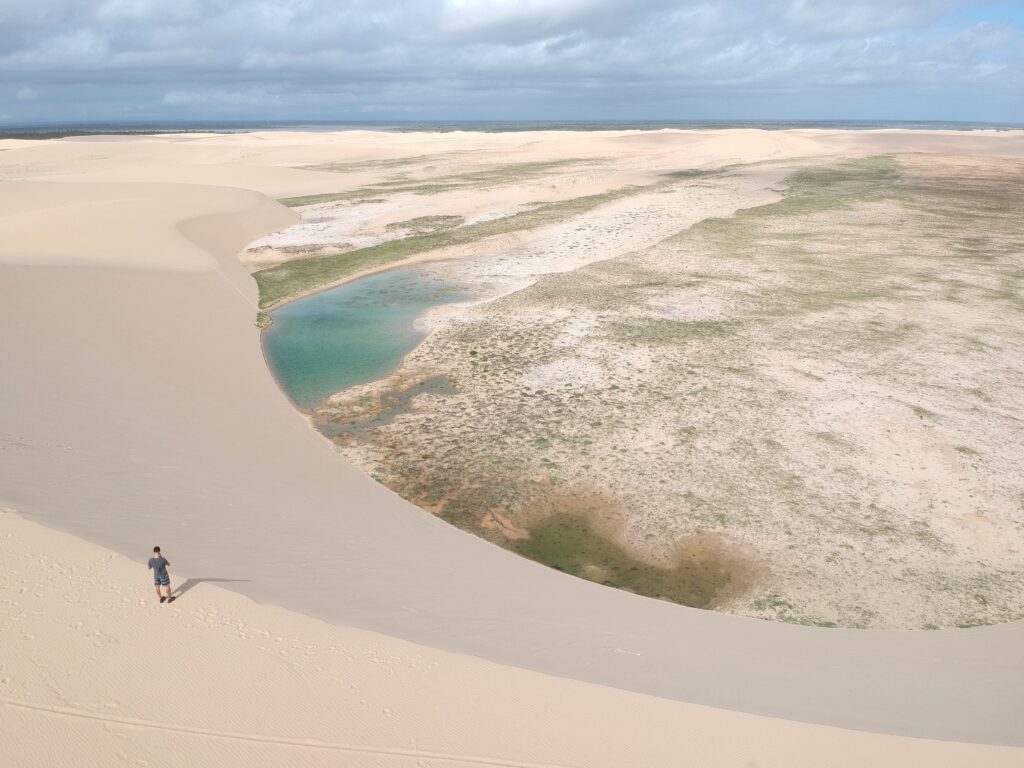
[[278, 190, 386, 207], [674, 155, 1020, 322], [660, 167, 728, 180], [607, 318, 738, 346], [751, 593, 839, 627], [381, 158, 591, 188], [815, 431, 855, 450], [255, 185, 642, 308], [688, 156, 902, 251], [309, 152, 1024, 629], [511, 513, 744, 608], [298, 155, 438, 173], [278, 159, 592, 207], [910, 404, 936, 420], [385, 215, 465, 234], [321, 376, 456, 442]]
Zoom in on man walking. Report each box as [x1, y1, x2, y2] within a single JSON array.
[[148, 546, 173, 603]]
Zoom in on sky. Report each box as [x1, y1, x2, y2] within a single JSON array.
[[1, 0, 1021, 124]]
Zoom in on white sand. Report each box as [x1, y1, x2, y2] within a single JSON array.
[[7, 510, 1021, 768], [1, 130, 1022, 764]]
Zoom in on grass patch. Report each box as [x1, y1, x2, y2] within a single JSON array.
[[751, 592, 839, 627], [607, 319, 739, 346], [278, 159, 592, 208], [511, 513, 745, 608], [256, 185, 642, 308], [385, 215, 465, 234], [661, 167, 728, 180], [278, 189, 388, 207], [686, 156, 902, 252], [683, 155, 1022, 321], [910, 404, 936, 420], [815, 431, 854, 450], [400, 158, 591, 187], [298, 155, 438, 173]]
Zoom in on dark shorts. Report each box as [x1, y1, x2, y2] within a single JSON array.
[[154, 573, 170, 587]]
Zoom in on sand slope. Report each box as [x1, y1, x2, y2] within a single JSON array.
[[4, 510, 1022, 768], [0, 131, 1022, 762]]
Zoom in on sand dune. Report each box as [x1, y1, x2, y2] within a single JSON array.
[[7, 511, 1021, 768], [1, 130, 1022, 765]]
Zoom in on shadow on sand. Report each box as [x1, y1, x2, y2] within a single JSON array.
[[173, 577, 250, 600]]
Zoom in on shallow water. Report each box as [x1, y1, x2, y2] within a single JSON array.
[[262, 268, 467, 410]]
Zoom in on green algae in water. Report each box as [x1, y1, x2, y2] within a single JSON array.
[[511, 513, 743, 608], [262, 268, 468, 410]]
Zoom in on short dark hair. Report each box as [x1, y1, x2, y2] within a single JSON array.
[[153, 546, 161, 553]]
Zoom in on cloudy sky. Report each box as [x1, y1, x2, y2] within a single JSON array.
[[2, 0, 1021, 124]]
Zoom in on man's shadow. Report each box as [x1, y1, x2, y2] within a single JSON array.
[[172, 577, 249, 600]]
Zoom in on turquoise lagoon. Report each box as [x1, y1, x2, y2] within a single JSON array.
[[262, 268, 467, 410]]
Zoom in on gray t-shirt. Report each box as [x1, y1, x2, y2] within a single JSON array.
[[148, 556, 169, 578]]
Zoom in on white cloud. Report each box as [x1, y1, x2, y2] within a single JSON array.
[[360, 102, 421, 113], [161, 87, 279, 107], [953, 21, 1014, 51], [0, 0, 1018, 121], [779, 0, 957, 37], [16, 86, 38, 100]]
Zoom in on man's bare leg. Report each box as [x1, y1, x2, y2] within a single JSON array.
[[165, 581, 173, 601], [156, 585, 164, 602]]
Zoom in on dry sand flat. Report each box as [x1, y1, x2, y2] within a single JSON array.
[[0, 130, 1022, 763]]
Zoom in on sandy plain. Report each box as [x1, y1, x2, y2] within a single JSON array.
[[310, 152, 1024, 631], [1, 128, 1023, 766]]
